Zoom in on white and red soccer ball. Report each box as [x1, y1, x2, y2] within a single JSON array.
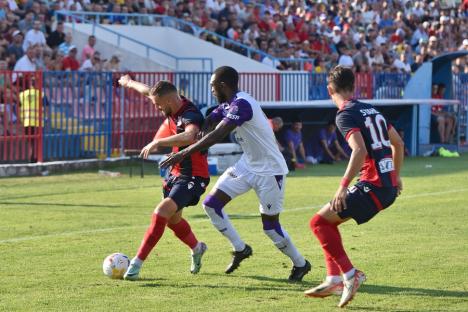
[[102, 253, 130, 279]]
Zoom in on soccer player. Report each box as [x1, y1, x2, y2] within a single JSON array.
[[161, 66, 311, 281], [304, 66, 404, 307], [118, 75, 210, 280]]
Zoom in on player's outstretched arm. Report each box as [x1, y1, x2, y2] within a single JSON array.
[[118, 74, 151, 97], [160, 120, 236, 169], [331, 132, 367, 213], [140, 124, 199, 159], [388, 127, 405, 194]]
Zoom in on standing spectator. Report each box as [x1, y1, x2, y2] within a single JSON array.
[[58, 32, 73, 55], [81, 35, 96, 63], [23, 20, 47, 52], [62, 45, 79, 70], [46, 21, 65, 49], [19, 77, 42, 162], [284, 119, 307, 169]]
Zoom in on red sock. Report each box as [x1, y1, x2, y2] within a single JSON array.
[[136, 213, 168, 261], [325, 253, 342, 276], [310, 214, 353, 274], [167, 218, 198, 250]]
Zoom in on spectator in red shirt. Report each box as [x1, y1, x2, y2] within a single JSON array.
[[285, 23, 300, 43], [62, 45, 79, 71]]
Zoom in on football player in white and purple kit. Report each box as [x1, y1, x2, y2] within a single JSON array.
[[161, 66, 311, 281]]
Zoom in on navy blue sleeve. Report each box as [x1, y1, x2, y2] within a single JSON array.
[[222, 99, 253, 126], [181, 110, 203, 128], [336, 111, 360, 141]]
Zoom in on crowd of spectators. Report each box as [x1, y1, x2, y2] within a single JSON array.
[[0, 1, 467, 73], [0, 1, 122, 73]]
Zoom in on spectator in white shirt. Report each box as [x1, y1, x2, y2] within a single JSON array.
[[338, 48, 354, 68], [13, 45, 37, 82], [393, 53, 411, 73], [23, 20, 47, 52]]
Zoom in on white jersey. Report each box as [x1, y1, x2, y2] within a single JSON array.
[[211, 91, 288, 176]]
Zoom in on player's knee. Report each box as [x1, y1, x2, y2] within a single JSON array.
[[309, 214, 325, 232], [203, 194, 225, 216], [155, 198, 178, 218]]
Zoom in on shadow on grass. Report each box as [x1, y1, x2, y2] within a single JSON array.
[[190, 214, 259, 220], [138, 281, 303, 292], [0, 201, 124, 208], [360, 284, 468, 298]]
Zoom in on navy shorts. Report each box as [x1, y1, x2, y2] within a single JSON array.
[[163, 175, 209, 210], [338, 181, 398, 225]]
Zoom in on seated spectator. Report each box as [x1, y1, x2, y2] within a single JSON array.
[[23, 20, 47, 52], [103, 53, 121, 72], [80, 51, 103, 71], [284, 119, 307, 169], [7, 30, 23, 58], [13, 45, 37, 82], [46, 21, 65, 49], [268, 116, 284, 152], [431, 83, 453, 144], [58, 32, 73, 55], [308, 120, 349, 164], [62, 45, 79, 70]]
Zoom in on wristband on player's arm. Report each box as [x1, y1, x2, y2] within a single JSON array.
[[340, 177, 351, 188]]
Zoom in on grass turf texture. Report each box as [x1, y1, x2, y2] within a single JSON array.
[[0, 155, 467, 312]]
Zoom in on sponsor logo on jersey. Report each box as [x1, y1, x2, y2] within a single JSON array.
[[227, 170, 238, 178], [348, 186, 357, 193], [226, 113, 240, 120], [363, 186, 371, 193], [378, 158, 394, 173]]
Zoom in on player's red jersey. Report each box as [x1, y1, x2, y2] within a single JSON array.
[[169, 97, 209, 178], [336, 99, 397, 188]]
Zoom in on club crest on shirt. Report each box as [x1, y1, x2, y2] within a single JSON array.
[[187, 182, 194, 190]]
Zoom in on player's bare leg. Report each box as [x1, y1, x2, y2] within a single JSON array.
[[203, 189, 252, 274], [167, 211, 207, 274], [307, 203, 366, 307], [261, 213, 311, 282], [124, 198, 177, 280]]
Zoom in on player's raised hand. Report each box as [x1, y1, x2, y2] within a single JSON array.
[[118, 74, 131, 88], [139, 140, 159, 159], [331, 186, 347, 213], [160, 151, 185, 169]]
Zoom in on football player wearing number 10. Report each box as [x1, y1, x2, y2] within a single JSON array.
[[305, 66, 405, 307]]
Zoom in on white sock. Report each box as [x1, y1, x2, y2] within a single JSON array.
[[326, 275, 342, 283], [264, 228, 306, 267], [131, 256, 143, 267], [204, 205, 246, 252], [343, 268, 356, 280]]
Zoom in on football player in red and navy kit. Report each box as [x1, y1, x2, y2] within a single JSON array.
[[118, 75, 209, 280], [305, 66, 405, 307]]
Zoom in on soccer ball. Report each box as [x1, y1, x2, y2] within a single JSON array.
[[103, 253, 130, 279]]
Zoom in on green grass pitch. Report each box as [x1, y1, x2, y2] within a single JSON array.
[[1, 155, 467, 311]]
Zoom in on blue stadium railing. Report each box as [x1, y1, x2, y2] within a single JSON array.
[[56, 11, 315, 71], [57, 12, 213, 72], [1, 71, 466, 163]]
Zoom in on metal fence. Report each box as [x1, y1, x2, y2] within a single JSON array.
[[0, 71, 464, 163]]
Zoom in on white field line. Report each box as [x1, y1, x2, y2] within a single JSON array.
[[0, 188, 466, 244]]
